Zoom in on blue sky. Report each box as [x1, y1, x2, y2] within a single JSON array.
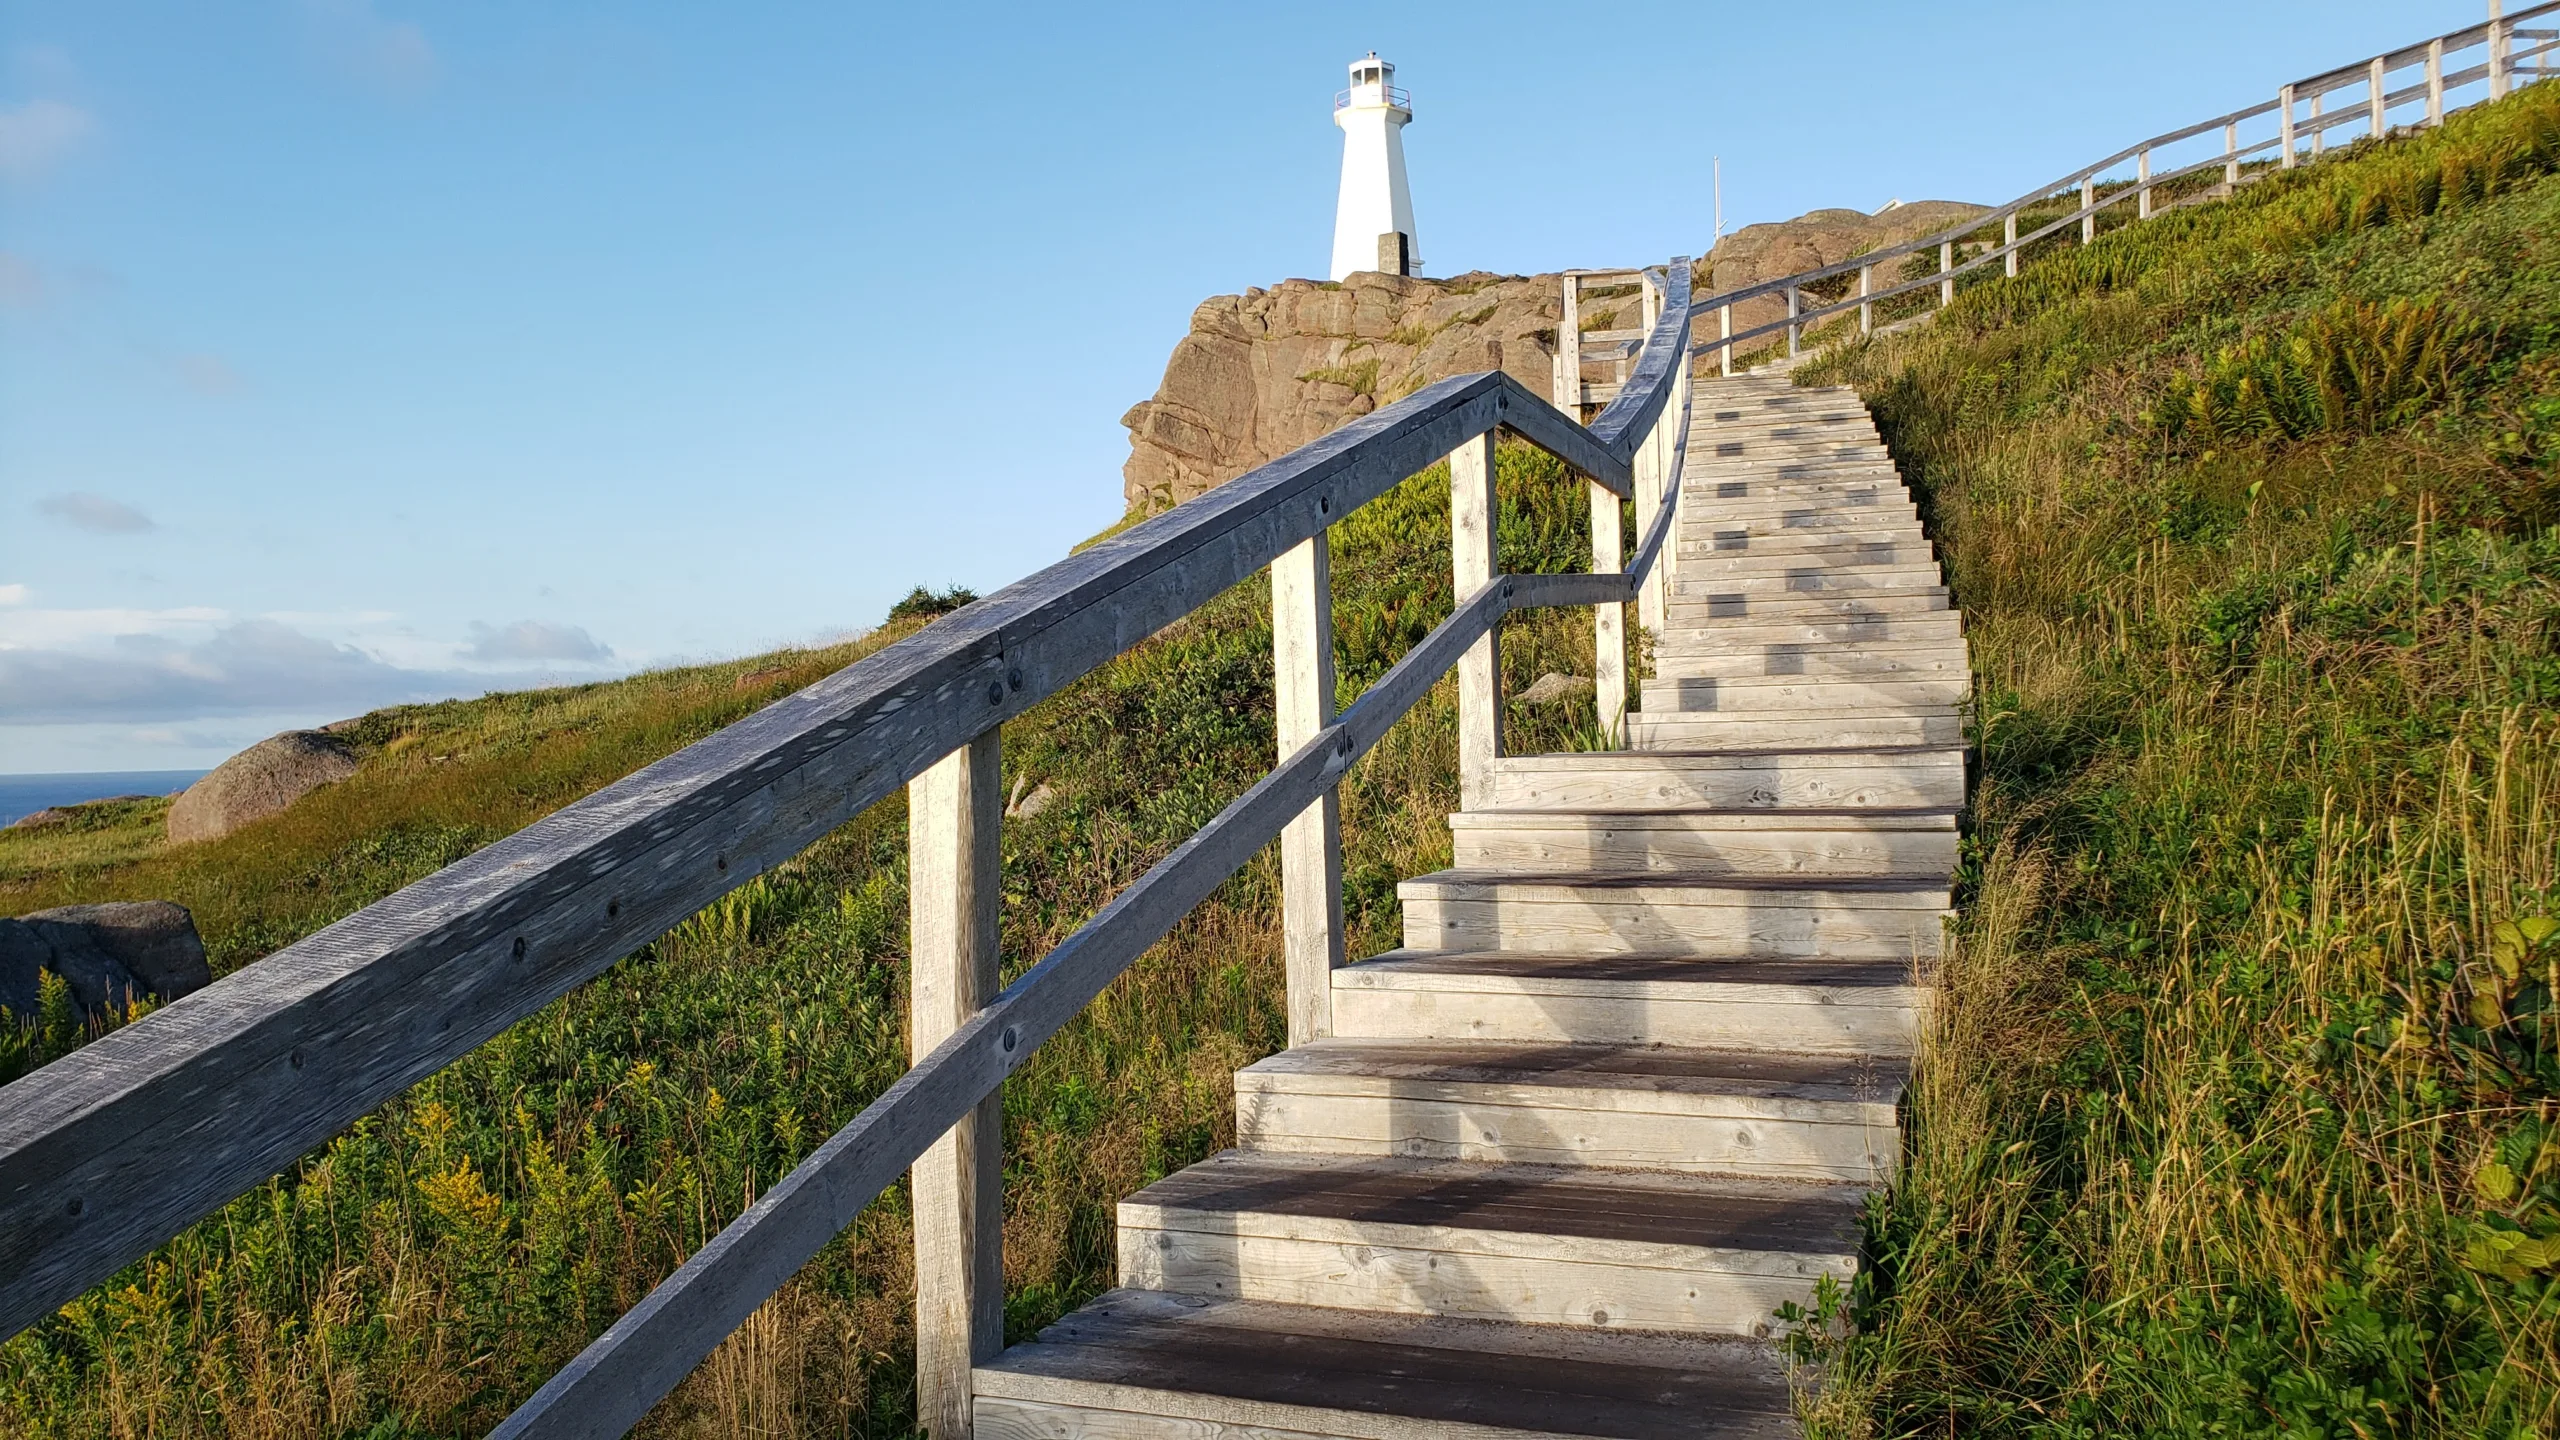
[[0, 0, 2493, 772]]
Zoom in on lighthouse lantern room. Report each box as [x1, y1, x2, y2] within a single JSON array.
[[1329, 53, 1419, 281]]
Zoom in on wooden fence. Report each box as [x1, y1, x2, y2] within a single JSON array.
[[0, 249, 1689, 1433], [1695, 1, 2560, 371]]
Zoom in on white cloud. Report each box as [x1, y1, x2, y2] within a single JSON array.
[[0, 618, 482, 724], [301, 0, 436, 95], [0, 584, 26, 606], [37, 491, 155, 534], [465, 619, 613, 664], [0, 96, 91, 180]]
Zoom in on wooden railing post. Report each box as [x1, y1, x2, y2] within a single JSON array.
[[2493, 4, 2512, 101], [2003, 214, 2018, 276], [1450, 431, 1501, 809], [909, 731, 1004, 1440], [1591, 476, 1624, 744], [1859, 263, 1873, 334], [2369, 56, 2387, 139], [1632, 401, 1666, 638], [2224, 122, 2240, 187], [2137, 149, 2153, 220], [2311, 88, 2325, 157], [2281, 83, 2297, 167], [1940, 240, 1955, 305], [1718, 303, 1733, 376], [1272, 536, 1341, 1045], [2081, 176, 2096, 242], [1785, 286, 1801, 357], [2428, 38, 2446, 124], [1554, 276, 1583, 414]]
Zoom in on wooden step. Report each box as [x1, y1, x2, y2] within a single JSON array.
[[1684, 510, 1926, 539], [1683, 527, 1933, 558], [1668, 566, 1944, 597], [1115, 1152, 1865, 1336], [1331, 950, 1925, 1053], [1449, 808, 1956, 877], [1680, 532, 1936, 563], [974, 1290, 1797, 1440], [1649, 640, 1969, 681], [1640, 674, 1970, 711], [1678, 544, 1940, 579], [1627, 711, 1963, 752], [1485, 747, 1967, 811], [1237, 1039, 1906, 1182], [1648, 613, 1961, 648], [1397, 871, 1952, 959], [1665, 588, 1948, 621]]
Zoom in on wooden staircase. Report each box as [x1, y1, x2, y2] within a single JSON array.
[[973, 372, 1964, 1438]]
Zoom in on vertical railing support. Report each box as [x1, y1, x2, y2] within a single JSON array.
[[2137, 149, 2153, 221], [1450, 431, 1501, 809], [1858, 263, 1873, 334], [1590, 476, 1625, 745], [1939, 240, 1954, 305], [2224, 122, 2240, 187], [1272, 536, 1341, 1046], [2312, 88, 2325, 156], [1632, 398, 1666, 639], [2428, 38, 2446, 124], [909, 731, 1004, 1440], [2081, 176, 2096, 242], [2369, 56, 2387, 139], [1554, 275, 1583, 415], [1785, 286, 1800, 357], [2281, 82, 2297, 167], [2493, 3, 2512, 101], [1718, 303, 1733, 376], [2003, 213, 2018, 277]]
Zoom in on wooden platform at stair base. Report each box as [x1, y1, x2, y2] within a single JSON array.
[[1449, 808, 1956, 878], [1330, 950, 1927, 1054], [1485, 747, 1967, 812], [1114, 1152, 1865, 1335], [1236, 1039, 1904, 1182], [973, 1290, 1797, 1440]]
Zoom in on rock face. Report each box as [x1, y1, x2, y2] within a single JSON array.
[[0, 901, 211, 1022], [167, 729, 359, 844], [1698, 201, 1989, 343], [1120, 270, 1567, 514], [1118, 203, 1985, 515]]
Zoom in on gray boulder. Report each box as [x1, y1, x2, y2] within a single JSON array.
[[19, 922, 140, 1015], [0, 920, 45, 1024], [168, 730, 359, 844], [22, 901, 211, 999]]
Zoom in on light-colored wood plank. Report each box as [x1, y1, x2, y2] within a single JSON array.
[[1272, 536, 1342, 1046], [910, 732, 1007, 1439], [1450, 431, 1501, 809]]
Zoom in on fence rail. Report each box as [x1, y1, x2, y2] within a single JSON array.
[[0, 222, 1689, 1432], [1691, 1, 2560, 370]]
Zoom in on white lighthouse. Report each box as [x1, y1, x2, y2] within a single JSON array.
[[1329, 54, 1419, 281]]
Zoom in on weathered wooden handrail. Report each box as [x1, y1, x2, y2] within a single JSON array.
[[0, 249, 1689, 1436], [1695, 3, 2559, 370]]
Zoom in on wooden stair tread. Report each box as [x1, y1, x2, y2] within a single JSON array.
[[975, 1290, 1795, 1439], [1401, 868, 1952, 899], [1341, 948, 1917, 988], [1451, 807, 1956, 827], [1242, 1038, 1905, 1107], [1493, 744, 1965, 766], [1124, 1151, 1868, 1253]]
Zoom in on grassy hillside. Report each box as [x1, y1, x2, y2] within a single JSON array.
[[0, 447, 1613, 1436], [1796, 86, 2560, 1437]]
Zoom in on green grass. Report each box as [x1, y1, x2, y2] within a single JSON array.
[[0, 442, 1624, 1438], [1793, 84, 2560, 1438]]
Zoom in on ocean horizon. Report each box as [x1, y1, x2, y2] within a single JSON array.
[[0, 771, 209, 828]]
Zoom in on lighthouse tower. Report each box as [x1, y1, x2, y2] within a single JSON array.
[[1329, 54, 1419, 281]]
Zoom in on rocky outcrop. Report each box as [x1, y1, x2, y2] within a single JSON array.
[[167, 729, 359, 844], [1698, 201, 1989, 342], [1, 900, 211, 1021], [1119, 203, 1986, 515], [1121, 270, 1566, 513]]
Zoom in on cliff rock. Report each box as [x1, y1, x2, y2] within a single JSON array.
[[168, 729, 359, 844]]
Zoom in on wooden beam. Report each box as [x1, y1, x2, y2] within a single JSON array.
[[1554, 276, 1581, 416], [1590, 480, 1625, 745], [1272, 535, 1341, 1046], [908, 732, 1004, 1439], [1450, 431, 1501, 810]]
